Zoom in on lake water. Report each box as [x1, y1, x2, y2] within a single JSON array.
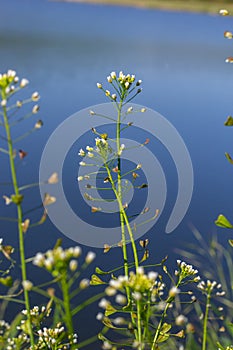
[[1, 0, 233, 346]]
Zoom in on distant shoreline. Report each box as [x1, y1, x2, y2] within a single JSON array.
[[51, 0, 233, 15]]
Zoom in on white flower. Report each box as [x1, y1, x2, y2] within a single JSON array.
[[105, 287, 116, 296], [78, 148, 85, 156], [110, 71, 116, 79], [87, 152, 94, 158], [102, 341, 112, 349], [96, 312, 104, 320], [132, 292, 142, 301], [175, 314, 188, 326], [33, 252, 44, 266], [77, 176, 83, 182], [79, 278, 90, 289], [32, 92, 40, 101], [89, 110, 95, 115], [32, 105, 39, 114], [98, 298, 109, 309], [79, 161, 86, 166], [111, 93, 117, 100], [137, 266, 144, 275], [20, 78, 29, 88], [97, 83, 102, 88], [169, 286, 180, 298], [16, 100, 22, 107], [141, 108, 146, 113], [219, 9, 229, 16], [22, 280, 33, 291], [85, 251, 96, 264], [1, 99, 7, 107], [107, 76, 112, 83], [125, 81, 130, 89], [148, 271, 158, 281], [113, 317, 125, 325], [73, 246, 82, 257], [7, 69, 16, 78], [69, 260, 78, 271], [109, 279, 122, 289], [127, 106, 133, 113], [86, 146, 93, 151], [115, 294, 127, 305]]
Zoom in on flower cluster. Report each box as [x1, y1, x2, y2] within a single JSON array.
[[33, 246, 84, 277], [109, 267, 158, 294], [21, 305, 52, 318], [36, 323, 78, 349], [197, 280, 225, 297], [5, 333, 30, 350], [95, 137, 112, 160], [175, 260, 200, 284], [97, 71, 142, 101], [99, 267, 165, 309]]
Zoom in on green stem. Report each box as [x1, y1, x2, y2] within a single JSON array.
[[116, 100, 129, 278], [2, 92, 35, 348], [60, 273, 74, 335], [137, 300, 143, 349], [151, 302, 170, 350], [202, 293, 211, 350], [71, 292, 105, 316]]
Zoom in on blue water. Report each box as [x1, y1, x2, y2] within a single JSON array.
[[1, 0, 233, 346]]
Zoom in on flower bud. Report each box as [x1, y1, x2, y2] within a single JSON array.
[[69, 260, 78, 271], [22, 280, 33, 291], [85, 251, 96, 264], [32, 92, 40, 101], [20, 78, 29, 88]]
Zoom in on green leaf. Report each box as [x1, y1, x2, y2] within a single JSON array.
[[215, 214, 233, 228], [224, 116, 233, 126], [225, 153, 233, 164], [0, 276, 13, 287], [90, 274, 106, 285], [228, 239, 233, 247]]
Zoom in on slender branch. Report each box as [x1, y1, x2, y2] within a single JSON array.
[[1, 91, 35, 348]]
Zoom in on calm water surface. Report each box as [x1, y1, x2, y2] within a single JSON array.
[[0, 0, 233, 345]]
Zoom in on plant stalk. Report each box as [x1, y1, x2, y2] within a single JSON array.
[[202, 293, 211, 350], [2, 92, 35, 348]]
